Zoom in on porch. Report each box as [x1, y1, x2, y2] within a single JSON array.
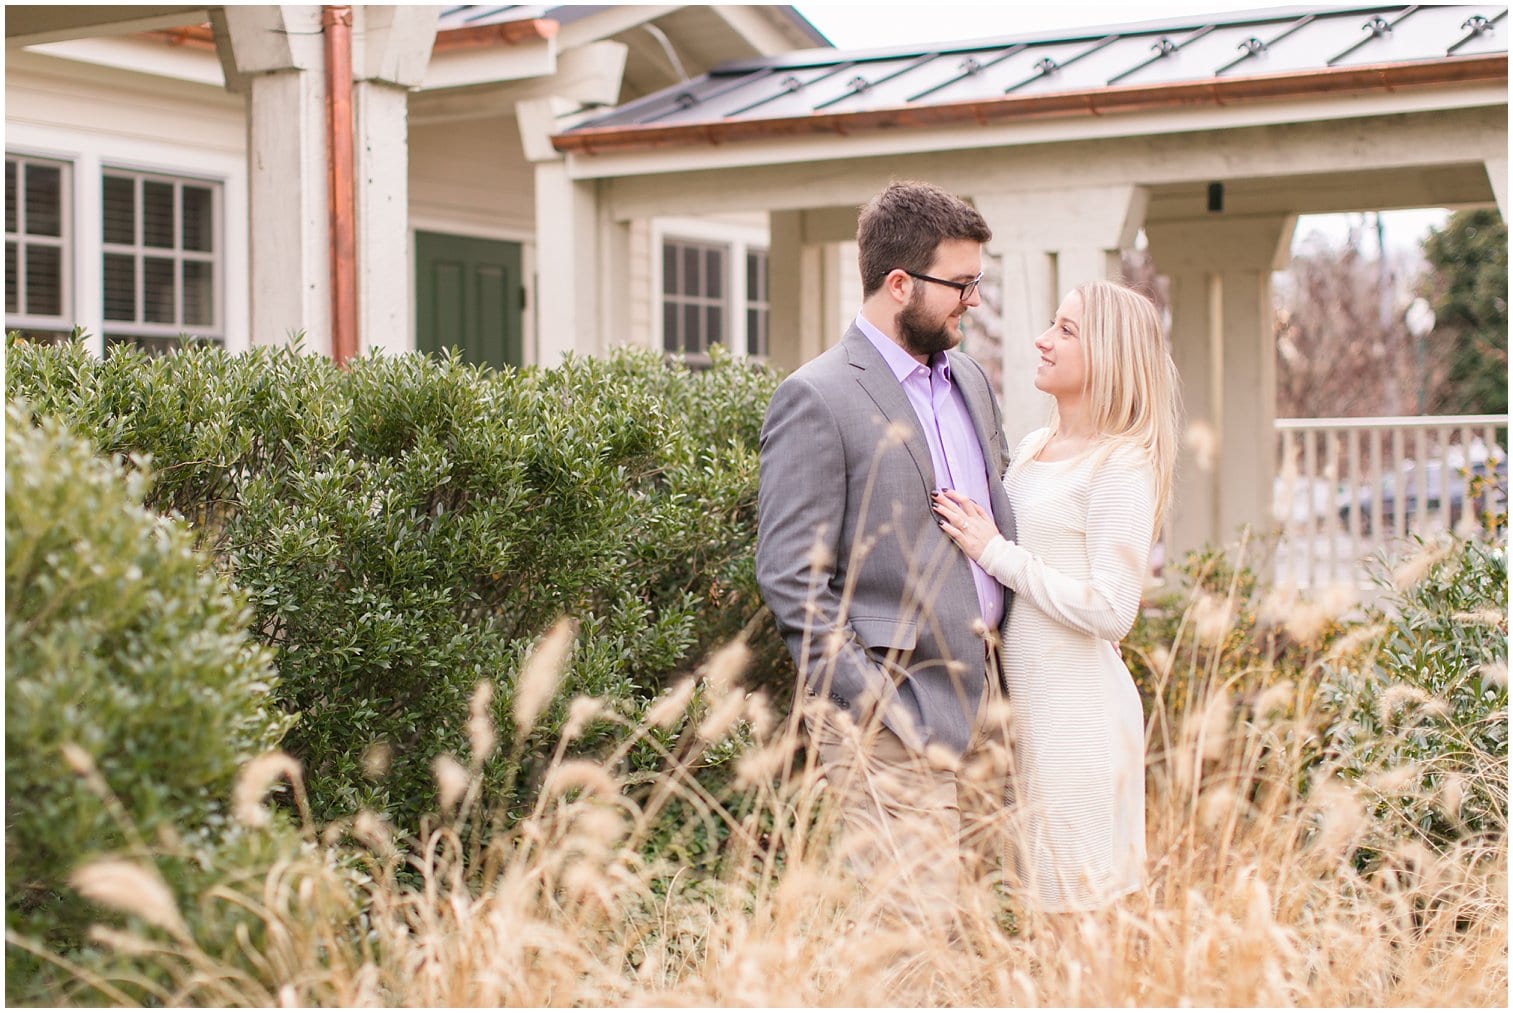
[[1272, 413, 1507, 589]]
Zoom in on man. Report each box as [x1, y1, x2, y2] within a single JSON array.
[[755, 180, 1015, 923]]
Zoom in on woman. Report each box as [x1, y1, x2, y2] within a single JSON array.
[[931, 280, 1180, 913]]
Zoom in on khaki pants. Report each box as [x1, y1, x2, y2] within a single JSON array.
[[806, 661, 1011, 928]]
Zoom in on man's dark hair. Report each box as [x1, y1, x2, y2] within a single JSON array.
[[856, 180, 992, 297]]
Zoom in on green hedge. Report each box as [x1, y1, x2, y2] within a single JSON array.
[[1320, 540, 1508, 847], [5, 338, 789, 829], [5, 403, 296, 985]]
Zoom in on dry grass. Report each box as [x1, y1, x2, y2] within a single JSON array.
[[12, 612, 1508, 1008]]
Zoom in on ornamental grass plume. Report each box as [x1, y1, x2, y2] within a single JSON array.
[[232, 751, 304, 830], [645, 677, 696, 729], [432, 754, 469, 813], [467, 681, 497, 765], [513, 617, 577, 736], [20, 562, 1509, 1008], [69, 860, 188, 941]]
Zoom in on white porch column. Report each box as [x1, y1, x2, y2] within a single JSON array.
[[768, 208, 853, 370], [532, 161, 623, 364], [1145, 214, 1295, 560], [971, 185, 1147, 443], [351, 7, 437, 355], [1485, 157, 1508, 218], [214, 6, 331, 355]]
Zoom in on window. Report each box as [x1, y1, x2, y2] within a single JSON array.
[[657, 225, 769, 362], [101, 169, 220, 354], [745, 248, 769, 358], [662, 238, 727, 357], [5, 155, 71, 341]]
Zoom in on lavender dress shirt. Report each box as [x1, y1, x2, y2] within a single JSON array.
[[855, 312, 1005, 631]]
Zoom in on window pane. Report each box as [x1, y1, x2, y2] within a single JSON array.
[[25, 245, 61, 316], [103, 253, 135, 320], [25, 164, 62, 238], [747, 308, 767, 357], [662, 243, 678, 296], [748, 250, 768, 300], [681, 245, 700, 297], [683, 304, 701, 355], [5, 242, 16, 315], [103, 176, 135, 245], [706, 305, 723, 348], [181, 185, 212, 252], [143, 256, 175, 323], [663, 301, 679, 353], [182, 260, 212, 326], [705, 248, 723, 299], [143, 180, 174, 249], [5, 160, 16, 235]]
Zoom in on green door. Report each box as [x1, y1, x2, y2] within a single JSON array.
[[415, 231, 524, 368]]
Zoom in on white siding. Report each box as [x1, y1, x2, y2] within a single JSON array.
[[409, 115, 535, 236]]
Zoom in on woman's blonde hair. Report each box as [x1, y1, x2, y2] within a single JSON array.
[[1042, 280, 1183, 534]]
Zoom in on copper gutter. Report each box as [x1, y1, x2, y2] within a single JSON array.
[[323, 6, 357, 367], [143, 26, 217, 50], [143, 17, 559, 59], [551, 54, 1508, 155], [431, 18, 559, 52]]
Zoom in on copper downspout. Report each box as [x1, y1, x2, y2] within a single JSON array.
[[323, 5, 358, 366]]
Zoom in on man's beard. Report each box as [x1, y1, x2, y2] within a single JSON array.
[[897, 293, 960, 358]]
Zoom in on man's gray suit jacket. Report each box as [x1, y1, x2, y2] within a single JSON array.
[[756, 324, 1017, 756]]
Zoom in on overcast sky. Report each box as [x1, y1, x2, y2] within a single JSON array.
[[790, 2, 1452, 253]]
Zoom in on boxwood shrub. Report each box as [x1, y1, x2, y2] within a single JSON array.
[[5, 338, 791, 829]]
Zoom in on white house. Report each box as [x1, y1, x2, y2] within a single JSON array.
[[4, 4, 825, 363], [5, 4, 1508, 566]]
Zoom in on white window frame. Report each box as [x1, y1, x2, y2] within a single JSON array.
[[651, 217, 769, 362], [100, 166, 224, 352], [4, 121, 247, 357], [5, 153, 73, 338]]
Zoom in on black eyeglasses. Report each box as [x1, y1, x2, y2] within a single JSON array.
[[904, 270, 984, 302]]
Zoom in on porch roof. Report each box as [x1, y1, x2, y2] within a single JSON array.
[[553, 3, 1508, 153]]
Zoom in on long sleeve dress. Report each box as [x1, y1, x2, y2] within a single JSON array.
[[976, 430, 1155, 912]]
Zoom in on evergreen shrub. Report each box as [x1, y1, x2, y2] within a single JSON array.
[[1318, 540, 1508, 848], [5, 339, 789, 829], [4, 403, 295, 980]]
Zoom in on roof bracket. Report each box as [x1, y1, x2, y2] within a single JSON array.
[[1461, 15, 1492, 35], [1365, 15, 1392, 37]]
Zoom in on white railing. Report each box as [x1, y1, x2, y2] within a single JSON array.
[[1273, 415, 1508, 588]]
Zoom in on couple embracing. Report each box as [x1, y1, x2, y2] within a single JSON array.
[[755, 181, 1181, 924]]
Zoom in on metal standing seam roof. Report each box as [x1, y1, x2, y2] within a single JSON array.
[[554, 4, 1508, 151]]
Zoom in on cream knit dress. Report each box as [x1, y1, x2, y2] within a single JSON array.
[[977, 430, 1154, 912]]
